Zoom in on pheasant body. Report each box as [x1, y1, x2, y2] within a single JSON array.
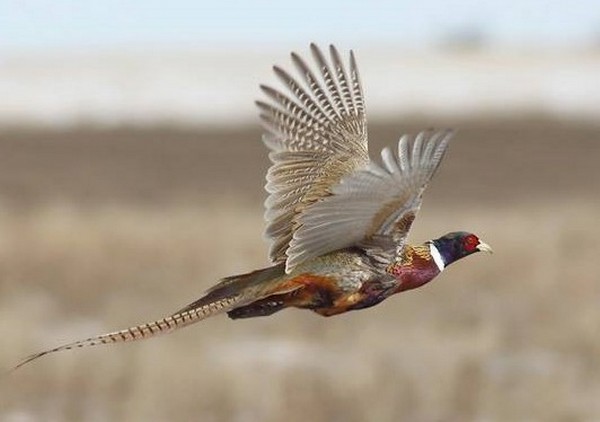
[[228, 242, 443, 319]]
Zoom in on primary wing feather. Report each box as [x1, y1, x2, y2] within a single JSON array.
[[258, 44, 369, 268], [286, 130, 453, 270]]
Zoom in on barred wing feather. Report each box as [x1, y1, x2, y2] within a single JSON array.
[[258, 44, 369, 266]]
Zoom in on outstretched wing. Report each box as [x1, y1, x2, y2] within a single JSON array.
[[258, 43, 369, 267], [286, 130, 453, 270]]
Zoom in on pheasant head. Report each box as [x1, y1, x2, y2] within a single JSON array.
[[430, 232, 493, 270]]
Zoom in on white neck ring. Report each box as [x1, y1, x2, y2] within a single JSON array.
[[429, 243, 445, 272]]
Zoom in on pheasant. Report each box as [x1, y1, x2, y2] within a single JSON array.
[[13, 44, 491, 370]]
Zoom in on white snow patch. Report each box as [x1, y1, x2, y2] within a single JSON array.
[[1, 49, 599, 127]]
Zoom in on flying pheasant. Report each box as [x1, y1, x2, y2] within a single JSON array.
[[13, 44, 491, 370]]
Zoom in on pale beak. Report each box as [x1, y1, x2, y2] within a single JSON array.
[[476, 242, 493, 254]]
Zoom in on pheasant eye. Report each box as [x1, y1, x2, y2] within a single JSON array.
[[463, 234, 479, 252]]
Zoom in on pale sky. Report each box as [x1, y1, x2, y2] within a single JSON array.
[[1, 0, 599, 53]]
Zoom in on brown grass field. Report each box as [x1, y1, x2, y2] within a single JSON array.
[[0, 117, 599, 421]]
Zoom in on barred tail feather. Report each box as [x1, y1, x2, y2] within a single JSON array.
[[11, 295, 240, 372]]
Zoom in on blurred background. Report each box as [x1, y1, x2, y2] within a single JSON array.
[[1, 1, 599, 421]]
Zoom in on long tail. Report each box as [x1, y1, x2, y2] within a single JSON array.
[[10, 295, 241, 372], [10, 264, 289, 373]]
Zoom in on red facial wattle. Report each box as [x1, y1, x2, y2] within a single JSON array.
[[463, 234, 479, 252]]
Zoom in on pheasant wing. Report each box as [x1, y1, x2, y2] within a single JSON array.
[[259, 44, 369, 266], [286, 130, 453, 270]]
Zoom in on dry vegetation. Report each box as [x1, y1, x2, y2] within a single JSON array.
[[0, 118, 599, 421]]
